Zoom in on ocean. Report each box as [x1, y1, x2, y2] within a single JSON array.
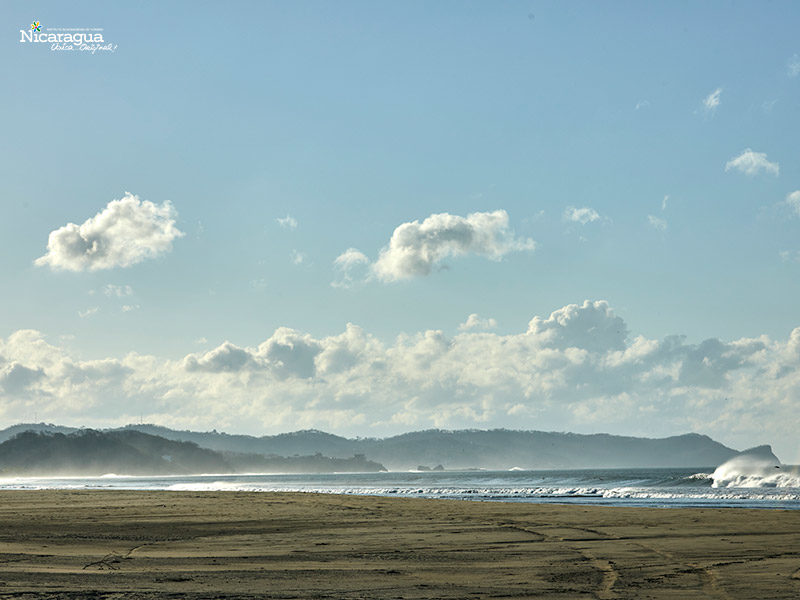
[[2, 466, 800, 509]]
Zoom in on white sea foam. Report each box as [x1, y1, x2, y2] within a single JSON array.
[[711, 453, 800, 488], [160, 482, 800, 502], [3, 469, 800, 507]]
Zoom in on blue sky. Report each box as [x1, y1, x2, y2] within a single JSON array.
[[1, 2, 800, 459]]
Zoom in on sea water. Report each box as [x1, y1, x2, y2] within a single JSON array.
[[2, 467, 799, 509]]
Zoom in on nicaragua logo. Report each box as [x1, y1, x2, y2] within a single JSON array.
[[19, 19, 117, 53]]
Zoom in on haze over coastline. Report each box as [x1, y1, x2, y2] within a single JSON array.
[[0, 423, 742, 473]]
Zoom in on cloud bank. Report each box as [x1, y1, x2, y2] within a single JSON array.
[[2, 300, 799, 460], [35, 193, 184, 271]]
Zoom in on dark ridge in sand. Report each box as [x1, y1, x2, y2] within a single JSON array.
[[0, 490, 799, 598]]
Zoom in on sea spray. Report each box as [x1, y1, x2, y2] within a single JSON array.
[[711, 445, 800, 488]]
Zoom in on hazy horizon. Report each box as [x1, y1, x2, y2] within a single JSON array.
[[2, 3, 800, 462]]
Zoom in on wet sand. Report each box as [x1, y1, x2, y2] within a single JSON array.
[[0, 490, 799, 599]]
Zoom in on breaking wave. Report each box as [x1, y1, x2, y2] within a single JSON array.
[[711, 454, 800, 488], [3, 463, 800, 508]]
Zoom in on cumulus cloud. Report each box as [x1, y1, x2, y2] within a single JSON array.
[[35, 193, 184, 271], [459, 314, 498, 332], [648, 215, 667, 231], [276, 215, 298, 229], [371, 210, 535, 282], [183, 328, 322, 379], [184, 341, 253, 373], [563, 206, 601, 225], [527, 300, 628, 353], [786, 191, 800, 217], [702, 88, 722, 114], [333, 211, 534, 285], [2, 302, 799, 459], [725, 149, 780, 177]]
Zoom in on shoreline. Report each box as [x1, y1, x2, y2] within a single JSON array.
[[0, 489, 799, 598]]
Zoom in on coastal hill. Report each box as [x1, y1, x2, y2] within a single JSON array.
[[116, 426, 739, 469], [0, 429, 228, 476], [0, 429, 386, 476], [0, 424, 741, 471]]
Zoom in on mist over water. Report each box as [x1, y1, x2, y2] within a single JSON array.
[[3, 467, 800, 509]]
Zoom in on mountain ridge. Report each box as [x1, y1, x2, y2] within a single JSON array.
[[0, 423, 741, 470]]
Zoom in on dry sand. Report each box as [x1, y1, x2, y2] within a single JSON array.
[[0, 490, 799, 599]]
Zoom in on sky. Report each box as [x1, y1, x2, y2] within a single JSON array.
[[2, 1, 800, 460]]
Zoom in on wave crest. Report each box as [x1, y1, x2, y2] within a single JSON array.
[[711, 450, 800, 488]]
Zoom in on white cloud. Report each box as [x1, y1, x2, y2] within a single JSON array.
[[725, 149, 780, 177], [35, 193, 184, 271], [527, 300, 628, 352], [335, 248, 369, 269], [276, 215, 298, 229], [786, 191, 800, 217], [104, 284, 133, 297], [648, 215, 667, 231], [563, 206, 601, 225], [121, 304, 140, 313], [183, 327, 321, 379], [291, 250, 305, 265], [459, 314, 498, 332], [78, 307, 99, 319], [332, 248, 369, 288], [661, 195, 669, 211], [371, 210, 535, 282], [635, 100, 650, 111], [788, 54, 800, 78], [184, 341, 253, 373], [702, 88, 722, 114], [1, 302, 799, 459]]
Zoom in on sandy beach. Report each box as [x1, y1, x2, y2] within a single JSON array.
[[0, 491, 798, 599]]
